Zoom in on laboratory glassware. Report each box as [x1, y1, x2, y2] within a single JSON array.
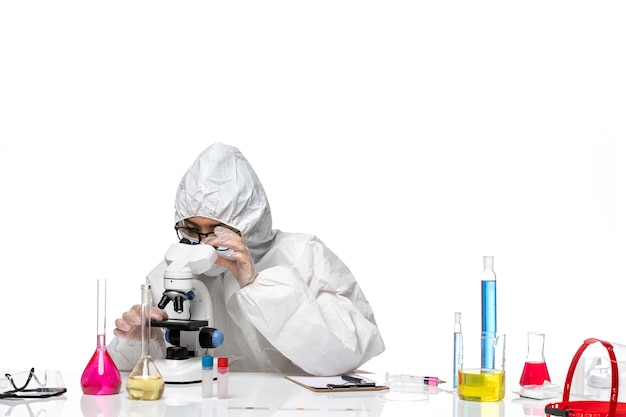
[[520, 331, 552, 386], [481, 256, 497, 369], [80, 279, 122, 395], [453, 311, 462, 388], [457, 332, 506, 402], [126, 284, 164, 401]]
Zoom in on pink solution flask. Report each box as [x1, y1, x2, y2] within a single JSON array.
[[519, 331, 552, 386], [81, 279, 122, 395]]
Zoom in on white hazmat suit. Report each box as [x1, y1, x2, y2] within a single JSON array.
[[107, 143, 385, 376]]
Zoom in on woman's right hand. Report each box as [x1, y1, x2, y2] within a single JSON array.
[[113, 305, 168, 340]]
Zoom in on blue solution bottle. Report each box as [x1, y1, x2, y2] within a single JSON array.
[[481, 256, 497, 369]]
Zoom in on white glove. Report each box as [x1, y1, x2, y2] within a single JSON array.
[[209, 226, 259, 287]]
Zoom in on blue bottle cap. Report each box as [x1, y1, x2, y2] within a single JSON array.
[[202, 355, 214, 368]]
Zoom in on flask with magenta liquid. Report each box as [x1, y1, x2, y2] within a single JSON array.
[[81, 279, 122, 395], [519, 332, 552, 386], [126, 283, 165, 401]]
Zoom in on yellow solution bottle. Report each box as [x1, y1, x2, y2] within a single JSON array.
[[126, 283, 164, 401]]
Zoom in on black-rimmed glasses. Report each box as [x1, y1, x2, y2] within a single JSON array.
[[175, 223, 240, 245], [175, 225, 218, 245], [0, 368, 66, 399]]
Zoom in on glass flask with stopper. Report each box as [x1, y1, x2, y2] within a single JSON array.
[[519, 331, 552, 386], [126, 283, 164, 400], [81, 279, 122, 395]]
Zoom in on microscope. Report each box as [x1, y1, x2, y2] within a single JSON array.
[[151, 242, 224, 384]]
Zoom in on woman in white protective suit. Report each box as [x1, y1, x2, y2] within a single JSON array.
[[108, 142, 385, 376]]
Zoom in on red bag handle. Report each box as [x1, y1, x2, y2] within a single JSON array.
[[561, 338, 619, 416]]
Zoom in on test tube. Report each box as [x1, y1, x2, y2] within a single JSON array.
[[217, 357, 228, 399], [202, 356, 214, 398], [453, 312, 462, 388]]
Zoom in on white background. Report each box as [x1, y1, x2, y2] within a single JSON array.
[[1, 1, 625, 390]]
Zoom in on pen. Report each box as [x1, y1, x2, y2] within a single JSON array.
[[341, 375, 370, 385], [328, 383, 376, 390]]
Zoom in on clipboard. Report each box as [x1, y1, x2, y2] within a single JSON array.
[[285, 375, 389, 392]]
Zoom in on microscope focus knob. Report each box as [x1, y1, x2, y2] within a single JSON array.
[[199, 328, 224, 349], [166, 346, 189, 360]]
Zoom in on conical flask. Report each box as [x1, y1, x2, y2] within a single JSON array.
[[519, 331, 552, 386], [126, 283, 164, 400], [81, 279, 122, 395]]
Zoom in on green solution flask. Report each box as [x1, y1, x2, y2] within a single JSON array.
[[126, 284, 165, 400]]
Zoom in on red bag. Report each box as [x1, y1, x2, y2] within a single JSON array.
[[545, 338, 626, 417]]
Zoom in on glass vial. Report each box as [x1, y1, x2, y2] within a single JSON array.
[[519, 331, 551, 386], [126, 283, 165, 400], [217, 357, 228, 399], [453, 312, 462, 388], [481, 255, 497, 369], [81, 279, 122, 395], [202, 356, 214, 398]]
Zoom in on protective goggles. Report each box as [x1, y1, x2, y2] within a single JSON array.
[[0, 368, 66, 399]]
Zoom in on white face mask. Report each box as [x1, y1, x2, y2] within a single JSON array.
[[203, 263, 228, 276]]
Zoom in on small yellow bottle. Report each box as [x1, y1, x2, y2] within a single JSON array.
[[126, 284, 164, 401]]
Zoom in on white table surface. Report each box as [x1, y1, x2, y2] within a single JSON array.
[[0, 370, 558, 417]]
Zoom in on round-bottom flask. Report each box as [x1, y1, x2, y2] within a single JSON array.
[[126, 284, 164, 400]]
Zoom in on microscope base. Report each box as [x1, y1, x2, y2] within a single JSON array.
[[154, 357, 204, 384]]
